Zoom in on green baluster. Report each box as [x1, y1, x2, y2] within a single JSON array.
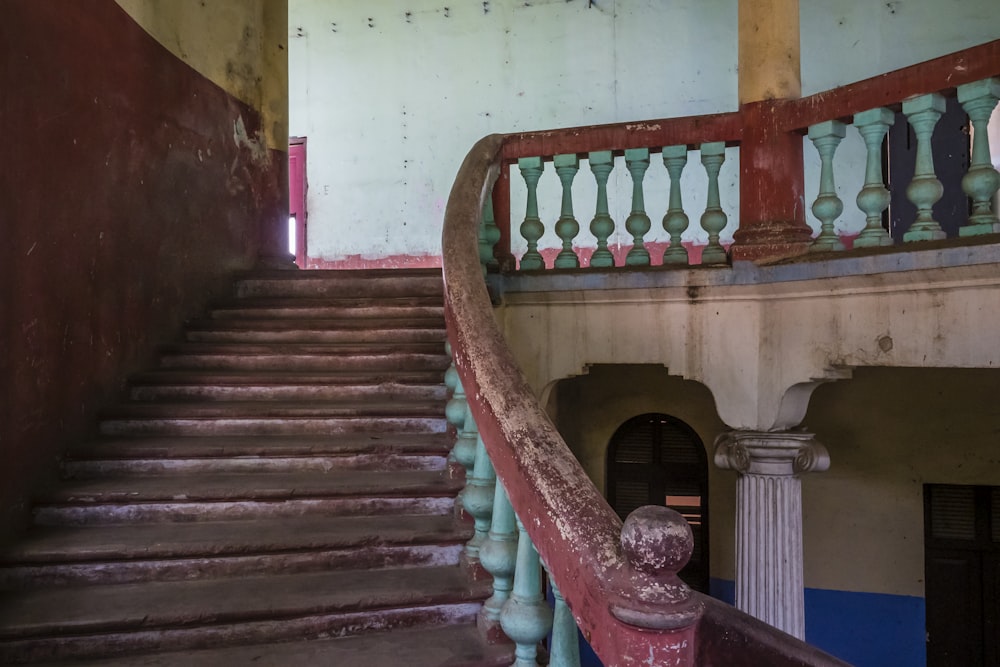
[[546, 570, 582, 667], [700, 142, 728, 264], [444, 358, 476, 477], [479, 480, 518, 626], [443, 342, 460, 467], [553, 154, 581, 269], [852, 107, 895, 248], [958, 78, 1000, 236], [500, 516, 553, 667], [902, 93, 947, 242], [518, 157, 546, 270], [808, 120, 847, 253], [661, 145, 690, 264], [461, 435, 496, 560], [624, 148, 652, 266], [588, 151, 616, 268], [479, 196, 501, 273]]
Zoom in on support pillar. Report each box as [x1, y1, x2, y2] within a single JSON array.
[[714, 430, 829, 639], [731, 0, 811, 262]]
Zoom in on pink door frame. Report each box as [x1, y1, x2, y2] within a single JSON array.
[[289, 137, 307, 267]]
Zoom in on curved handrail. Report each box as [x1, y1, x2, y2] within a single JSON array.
[[442, 134, 852, 665]]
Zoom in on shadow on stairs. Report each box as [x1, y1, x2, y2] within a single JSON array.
[[0, 268, 513, 667]]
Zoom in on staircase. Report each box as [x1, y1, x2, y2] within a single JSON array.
[[0, 269, 512, 666]]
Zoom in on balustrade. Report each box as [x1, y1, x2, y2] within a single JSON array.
[[441, 41, 999, 667], [490, 63, 999, 269]]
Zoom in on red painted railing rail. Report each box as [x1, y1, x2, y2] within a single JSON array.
[[442, 134, 851, 666], [491, 38, 1000, 264]]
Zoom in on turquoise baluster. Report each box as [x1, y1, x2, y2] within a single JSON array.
[[624, 148, 652, 266], [518, 157, 546, 270], [500, 516, 553, 667], [852, 107, 895, 248], [443, 342, 460, 466], [461, 435, 496, 560], [661, 144, 690, 265], [588, 151, 616, 268], [553, 154, 581, 269], [958, 78, 1000, 236], [480, 196, 501, 273], [807, 120, 847, 252], [546, 571, 582, 667], [902, 93, 947, 242], [479, 480, 518, 627], [444, 357, 476, 477], [699, 142, 728, 264]]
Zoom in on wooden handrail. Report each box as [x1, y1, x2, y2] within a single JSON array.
[[442, 134, 852, 666], [781, 39, 1000, 131]]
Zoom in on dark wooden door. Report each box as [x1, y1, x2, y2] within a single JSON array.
[[925, 485, 1000, 666]]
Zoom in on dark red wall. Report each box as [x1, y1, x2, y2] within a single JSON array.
[[0, 1, 287, 541]]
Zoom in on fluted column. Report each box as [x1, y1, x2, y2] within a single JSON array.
[[714, 430, 830, 639]]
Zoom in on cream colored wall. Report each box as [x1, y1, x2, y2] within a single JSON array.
[[803, 367, 1000, 597], [115, 0, 288, 150], [551, 364, 1000, 597], [550, 365, 737, 584]]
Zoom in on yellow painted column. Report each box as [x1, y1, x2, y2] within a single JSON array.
[[731, 0, 810, 262], [738, 0, 801, 103]]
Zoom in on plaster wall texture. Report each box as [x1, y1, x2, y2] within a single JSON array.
[[497, 253, 1000, 430], [548, 363, 1000, 601], [0, 1, 284, 542], [288, 0, 739, 265], [115, 0, 289, 150], [290, 0, 995, 265]]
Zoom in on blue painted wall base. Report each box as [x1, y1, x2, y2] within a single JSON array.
[[710, 578, 926, 667]]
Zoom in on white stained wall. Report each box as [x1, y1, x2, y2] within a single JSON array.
[[290, 0, 998, 264], [289, 0, 739, 263]]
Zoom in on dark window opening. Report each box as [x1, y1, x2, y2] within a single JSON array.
[[606, 413, 709, 593]]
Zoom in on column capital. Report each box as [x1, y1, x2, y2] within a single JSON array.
[[713, 430, 829, 476]]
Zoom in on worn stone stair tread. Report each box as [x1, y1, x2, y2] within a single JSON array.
[[42, 470, 462, 504], [211, 295, 444, 309], [0, 565, 488, 640], [72, 433, 454, 459], [158, 341, 447, 355], [128, 369, 446, 386], [185, 317, 446, 331], [1, 514, 467, 564], [100, 399, 446, 419], [207, 304, 444, 320], [29, 623, 512, 667]]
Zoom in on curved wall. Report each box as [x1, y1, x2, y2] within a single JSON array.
[[0, 0, 287, 541]]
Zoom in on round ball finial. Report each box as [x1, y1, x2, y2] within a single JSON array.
[[609, 505, 703, 630], [620, 506, 693, 576]]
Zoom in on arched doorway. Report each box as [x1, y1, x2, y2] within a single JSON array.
[[606, 413, 710, 592]]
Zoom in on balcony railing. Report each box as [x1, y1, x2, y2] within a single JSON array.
[[485, 40, 999, 271], [441, 40, 999, 667]]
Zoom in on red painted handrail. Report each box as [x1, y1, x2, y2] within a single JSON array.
[[442, 135, 851, 666]]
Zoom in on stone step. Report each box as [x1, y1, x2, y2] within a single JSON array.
[[99, 413, 446, 438], [64, 452, 448, 477], [127, 371, 446, 402], [207, 297, 443, 322], [28, 623, 513, 667], [70, 433, 454, 461], [156, 347, 450, 373], [0, 514, 469, 588], [184, 320, 445, 344], [234, 268, 444, 299], [34, 470, 461, 525], [0, 566, 489, 664]]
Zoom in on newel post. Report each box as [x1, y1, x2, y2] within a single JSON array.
[[608, 506, 703, 663], [714, 430, 829, 639]]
